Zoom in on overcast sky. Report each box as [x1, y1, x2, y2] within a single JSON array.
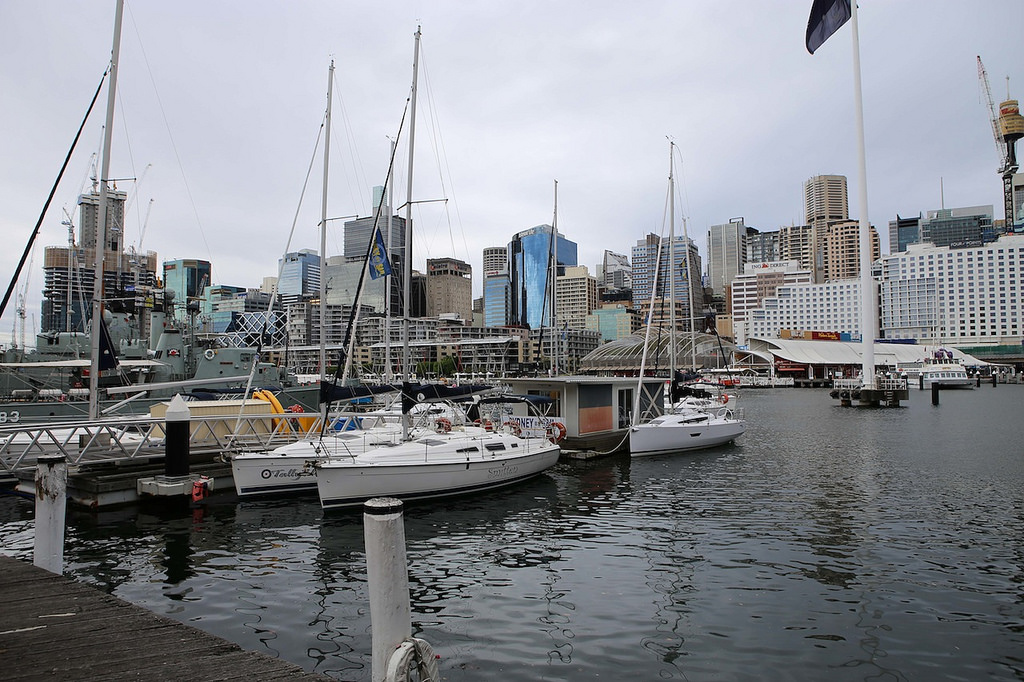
[[1, 1, 1022, 345]]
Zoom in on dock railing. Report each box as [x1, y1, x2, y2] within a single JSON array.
[[0, 409, 332, 478]]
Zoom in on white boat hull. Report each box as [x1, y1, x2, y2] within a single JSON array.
[[629, 411, 746, 458], [231, 425, 405, 498], [315, 433, 561, 510]]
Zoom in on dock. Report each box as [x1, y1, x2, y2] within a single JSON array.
[[0, 555, 328, 681]]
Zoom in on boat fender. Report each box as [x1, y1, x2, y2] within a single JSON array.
[[384, 638, 439, 682], [204, 348, 216, 360], [502, 420, 522, 437], [435, 417, 452, 433], [191, 475, 211, 503], [545, 421, 567, 444], [473, 418, 494, 432]]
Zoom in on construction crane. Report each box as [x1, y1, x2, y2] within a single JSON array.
[[978, 56, 1024, 230]]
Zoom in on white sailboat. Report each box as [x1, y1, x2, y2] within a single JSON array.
[[629, 142, 746, 458], [315, 27, 560, 511]]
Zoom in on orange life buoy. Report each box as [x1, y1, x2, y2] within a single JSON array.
[[502, 421, 522, 437], [435, 417, 452, 433], [545, 421, 567, 444]]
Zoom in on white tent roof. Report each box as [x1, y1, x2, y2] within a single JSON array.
[[747, 338, 986, 367]]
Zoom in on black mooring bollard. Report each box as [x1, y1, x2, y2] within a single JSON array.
[[918, 374, 924, 390], [931, 382, 940, 406], [164, 394, 191, 477]]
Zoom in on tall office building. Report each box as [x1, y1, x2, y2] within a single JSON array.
[[40, 187, 159, 333], [343, 188, 407, 264], [426, 257, 473, 321], [482, 246, 507, 276], [600, 250, 632, 290], [163, 259, 212, 320], [777, 224, 815, 272], [889, 214, 922, 253], [556, 265, 598, 330], [509, 224, 578, 329], [804, 175, 849, 224], [748, 229, 781, 264], [920, 205, 995, 247], [822, 221, 880, 281], [630, 232, 701, 330], [706, 217, 748, 296], [483, 273, 511, 328], [277, 249, 320, 301], [804, 174, 850, 282]]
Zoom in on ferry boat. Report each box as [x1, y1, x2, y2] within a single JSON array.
[[919, 350, 975, 390]]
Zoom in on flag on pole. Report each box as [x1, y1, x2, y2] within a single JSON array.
[[368, 226, 392, 280], [805, 0, 851, 54]]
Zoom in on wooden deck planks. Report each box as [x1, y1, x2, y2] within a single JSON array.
[[0, 555, 329, 681]]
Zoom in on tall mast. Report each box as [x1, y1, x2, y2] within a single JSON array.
[[319, 60, 333, 382], [668, 142, 677, 376], [850, 0, 875, 385], [402, 26, 421, 440], [384, 137, 396, 382], [550, 179, 558, 375], [88, 0, 124, 420]]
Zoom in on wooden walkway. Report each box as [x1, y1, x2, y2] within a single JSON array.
[[0, 555, 329, 681]]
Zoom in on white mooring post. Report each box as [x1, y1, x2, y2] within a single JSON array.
[[365, 497, 412, 681], [34, 454, 68, 575]]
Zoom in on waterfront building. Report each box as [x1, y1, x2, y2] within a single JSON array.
[[556, 265, 598, 330], [631, 232, 701, 331], [889, 214, 922, 253], [822, 220, 881, 282], [920, 205, 996, 247], [426, 257, 472, 322], [587, 303, 642, 342], [707, 218, 748, 296], [730, 260, 814, 345], [879, 233, 1024, 345], [747, 277, 867, 342], [509, 224, 578, 329]]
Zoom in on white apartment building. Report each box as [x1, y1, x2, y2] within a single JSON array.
[[730, 260, 812, 345], [747, 278, 866, 342], [879, 233, 1024, 344]]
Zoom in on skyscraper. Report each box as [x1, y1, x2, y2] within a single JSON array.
[[163, 259, 212, 321], [277, 249, 320, 300], [426, 257, 472, 321], [804, 174, 849, 282], [508, 224, 578, 329], [482, 246, 507, 276], [631, 232, 701, 330], [706, 218, 748, 296]]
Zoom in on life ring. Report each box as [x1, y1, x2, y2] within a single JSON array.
[[435, 417, 452, 433], [545, 421, 567, 444], [287, 404, 316, 433], [502, 421, 522, 437], [204, 348, 216, 360], [721, 394, 729, 404]]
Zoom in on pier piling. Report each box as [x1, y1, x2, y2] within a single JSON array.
[[931, 383, 940, 405], [365, 497, 412, 680], [33, 455, 67, 575], [164, 394, 191, 477]]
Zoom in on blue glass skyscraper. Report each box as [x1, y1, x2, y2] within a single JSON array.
[[509, 224, 578, 329]]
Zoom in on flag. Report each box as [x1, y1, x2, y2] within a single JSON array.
[[805, 0, 851, 54], [368, 226, 392, 280]]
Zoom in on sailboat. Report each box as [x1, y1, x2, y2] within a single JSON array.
[[314, 27, 560, 511], [628, 142, 746, 458]]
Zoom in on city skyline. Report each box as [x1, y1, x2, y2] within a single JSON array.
[[1, 1, 1021, 345]]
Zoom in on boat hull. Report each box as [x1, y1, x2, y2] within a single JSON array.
[[629, 414, 746, 458], [315, 435, 561, 510]]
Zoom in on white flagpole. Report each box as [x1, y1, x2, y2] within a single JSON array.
[[850, 0, 875, 387]]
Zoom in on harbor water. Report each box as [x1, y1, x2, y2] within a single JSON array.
[[2, 386, 1023, 680]]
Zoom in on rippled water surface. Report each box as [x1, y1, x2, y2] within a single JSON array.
[[3, 386, 1024, 681]]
